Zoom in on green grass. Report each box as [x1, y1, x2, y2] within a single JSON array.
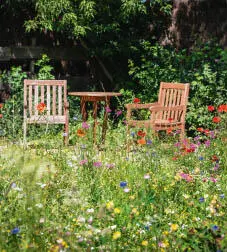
[[0, 124, 227, 251]]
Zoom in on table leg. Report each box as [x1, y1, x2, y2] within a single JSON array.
[[81, 97, 87, 121], [93, 101, 98, 144], [101, 98, 110, 144]]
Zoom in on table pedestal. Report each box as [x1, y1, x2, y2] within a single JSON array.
[[68, 92, 121, 145], [80, 96, 110, 144]]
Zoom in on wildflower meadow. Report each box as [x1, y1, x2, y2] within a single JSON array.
[[0, 101, 227, 251]]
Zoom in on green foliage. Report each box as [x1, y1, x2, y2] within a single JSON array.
[[0, 66, 27, 138], [128, 41, 227, 131], [0, 55, 55, 139], [35, 54, 54, 80]]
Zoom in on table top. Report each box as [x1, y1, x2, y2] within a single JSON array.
[[68, 92, 122, 97]]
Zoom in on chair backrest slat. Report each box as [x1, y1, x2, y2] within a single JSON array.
[[41, 85, 45, 103], [158, 82, 190, 122], [34, 86, 39, 116], [47, 85, 51, 115], [58, 86, 62, 115], [24, 80, 67, 120], [29, 85, 33, 116], [52, 86, 56, 115]]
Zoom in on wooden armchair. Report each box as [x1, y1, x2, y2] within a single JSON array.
[[125, 82, 190, 139], [23, 80, 69, 145]]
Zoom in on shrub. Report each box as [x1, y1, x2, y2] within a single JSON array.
[[128, 41, 227, 131], [0, 55, 55, 139]]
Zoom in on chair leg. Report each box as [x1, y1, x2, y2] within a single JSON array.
[[126, 124, 130, 152], [23, 121, 27, 145], [64, 122, 69, 145], [180, 125, 185, 141]]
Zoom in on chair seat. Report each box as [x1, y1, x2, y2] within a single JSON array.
[[127, 119, 182, 128], [26, 115, 66, 124]]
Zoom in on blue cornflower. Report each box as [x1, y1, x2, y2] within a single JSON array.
[[199, 197, 205, 203], [120, 181, 127, 188], [144, 225, 150, 230], [212, 225, 218, 231], [11, 227, 20, 234], [73, 116, 78, 121], [130, 132, 135, 137], [199, 156, 204, 161], [220, 194, 225, 199], [147, 139, 152, 145]]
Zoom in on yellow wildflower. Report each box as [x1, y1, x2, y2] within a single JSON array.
[[106, 201, 114, 210], [112, 231, 121, 240], [129, 195, 135, 200], [141, 240, 148, 246], [170, 224, 179, 232], [131, 208, 139, 215], [114, 208, 121, 214]]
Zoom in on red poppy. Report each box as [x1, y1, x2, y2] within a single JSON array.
[[185, 148, 195, 153], [133, 98, 141, 103], [168, 118, 173, 122], [137, 130, 146, 137], [37, 102, 46, 113], [0, 104, 3, 109], [0, 114, 2, 118], [204, 129, 210, 135], [208, 105, 215, 112], [212, 116, 221, 123], [137, 138, 146, 145], [211, 155, 219, 162], [166, 128, 173, 134], [77, 129, 86, 137], [197, 127, 204, 132], [217, 104, 227, 113]]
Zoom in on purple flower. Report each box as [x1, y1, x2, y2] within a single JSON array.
[[199, 197, 205, 203], [214, 163, 219, 171], [175, 129, 181, 135], [93, 162, 102, 167], [210, 131, 215, 138], [147, 139, 152, 145], [212, 225, 218, 231], [116, 110, 122, 117], [194, 136, 200, 141], [174, 142, 181, 148], [106, 163, 115, 169], [11, 227, 20, 234], [105, 107, 112, 113], [196, 141, 201, 146], [204, 140, 211, 148], [210, 177, 217, 183], [120, 181, 127, 188], [79, 159, 88, 165], [82, 122, 90, 129]]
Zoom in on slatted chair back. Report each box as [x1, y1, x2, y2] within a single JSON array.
[[156, 82, 190, 123], [23, 79, 69, 144]]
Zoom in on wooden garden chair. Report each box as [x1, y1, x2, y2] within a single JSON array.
[[125, 82, 190, 141], [23, 79, 69, 145]]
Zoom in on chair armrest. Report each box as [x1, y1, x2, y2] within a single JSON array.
[[125, 102, 159, 110], [149, 105, 185, 112]]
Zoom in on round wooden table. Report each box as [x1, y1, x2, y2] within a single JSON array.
[[68, 92, 122, 144]]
